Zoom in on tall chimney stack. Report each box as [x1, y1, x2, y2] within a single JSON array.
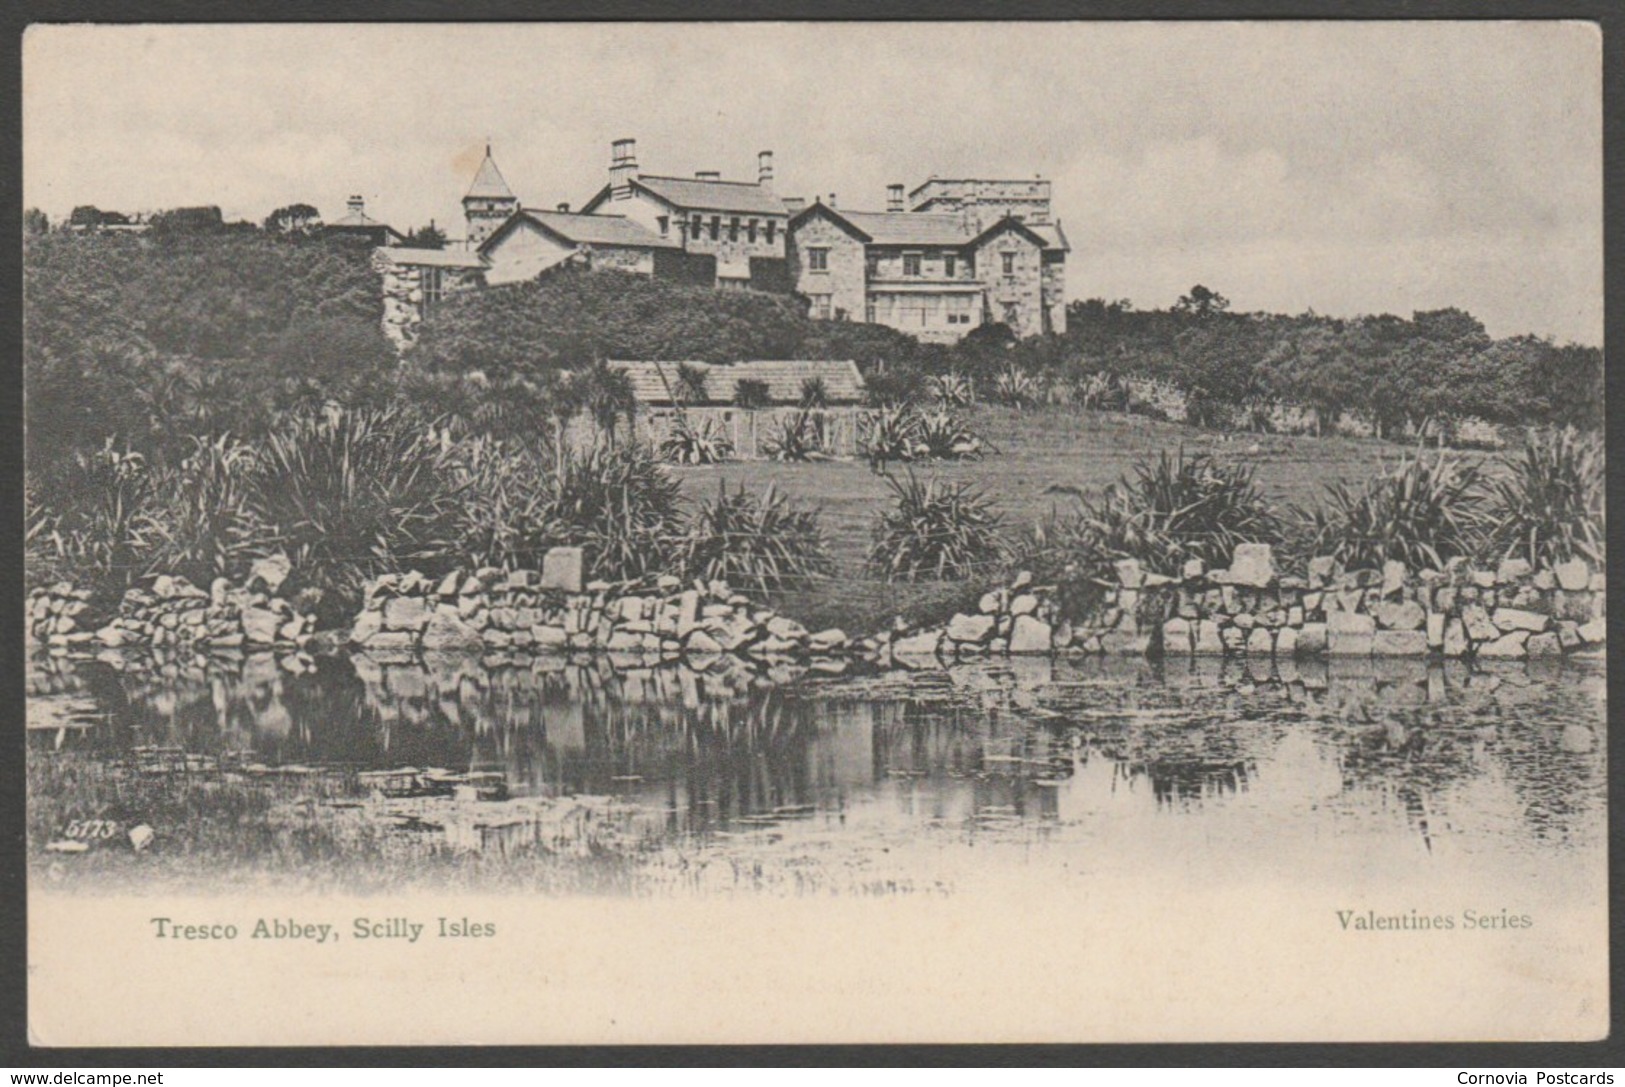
[[609, 138, 638, 201], [827, 193, 837, 209], [757, 150, 774, 186], [348, 194, 365, 216], [557, 202, 571, 213], [887, 184, 904, 213]]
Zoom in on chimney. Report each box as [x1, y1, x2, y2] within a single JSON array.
[[827, 193, 837, 209], [609, 138, 638, 201], [696, 170, 721, 181], [347, 194, 365, 216], [887, 184, 904, 213], [557, 202, 571, 213], [757, 150, 774, 186]]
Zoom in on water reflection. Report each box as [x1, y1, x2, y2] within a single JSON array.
[[27, 648, 1606, 883]]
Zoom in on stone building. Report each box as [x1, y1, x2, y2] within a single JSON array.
[[373, 247, 487, 350], [577, 139, 791, 291], [786, 182, 1068, 342], [325, 195, 406, 247], [478, 206, 687, 286]]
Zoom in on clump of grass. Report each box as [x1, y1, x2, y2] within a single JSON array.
[[992, 364, 1041, 409], [912, 409, 988, 460], [1022, 447, 1280, 582], [143, 434, 269, 587], [659, 416, 734, 465], [447, 433, 555, 572], [1483, 427, 1604, 567], [683, 482, 833, 595], [867, 471, 1009, 582], [252, 404, 465, 610], [760, 411, 827, 462], [1295, 449, 1486, 571], [546, 441, 685, 581], [799, 376, 829, 409], [673, 363, 710, 405], [26, 440, 157, 597], [931, 372, 975, 408]]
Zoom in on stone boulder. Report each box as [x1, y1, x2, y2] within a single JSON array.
[[1228, 543, 1276, 588], [946, 613, 996, 644], [1008, 615, 1052, 654]]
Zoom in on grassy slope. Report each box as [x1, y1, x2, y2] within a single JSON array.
[[666, 405, 1425, 631]]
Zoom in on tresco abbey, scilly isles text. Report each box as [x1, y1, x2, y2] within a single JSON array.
[[1336, 908, 1532, 931], [1459, 1074, 1613, 1085], [149, 916, 496, 943]]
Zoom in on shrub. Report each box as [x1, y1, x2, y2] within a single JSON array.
[[1483, 428, 1604, 567], [912, 409, 987, 460], [992, 364, 1040, 409], [447, 434, 555, 572], [142, 434, 270, 587], [734, 378, 772, 409], [931, 372, 975, 408], [674, 363, 710, 405], [1022, 448, 1280, 583], [867, 471, 1008, 582], [799, 376, 830, 409], [545, 442, 684, 581], [863, 365, 925, 408], [251, 405, 464, 610], [1296, 450, 1486, 571], [760, 410, 827, 462], [683, 482, 833, 595], [860, 406, 922, 470], [659, 415, 734, 464], [25, 440, 156, 596]]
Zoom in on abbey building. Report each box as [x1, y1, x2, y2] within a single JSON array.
[[377, 139, 1067, 348]]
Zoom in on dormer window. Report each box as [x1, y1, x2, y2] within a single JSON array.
[[691, 214, 703, 239], [747, 219, 757, 243], [709, 216, 720, 241], [943, 253, 957, 278], [903, 252, 922, 277], [766, 221, 777, 245], [729, 217, 740, 242], [657, 215, 670, 236]]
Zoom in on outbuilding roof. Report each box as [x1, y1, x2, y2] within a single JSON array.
[[607, 359, 866, 406], [478, 208, 680, 256], [376, 246, 488, 269]]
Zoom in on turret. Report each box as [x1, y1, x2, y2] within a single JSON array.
[[463, 143, 518, 248]]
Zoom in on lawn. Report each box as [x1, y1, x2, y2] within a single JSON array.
[[665, 405, 1433, 631]]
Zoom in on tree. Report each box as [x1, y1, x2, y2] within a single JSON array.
[[404, 222, 448, 250], [149, 206, 225, 236], [67, 206, 105, 228], [264, 203, 323, 237], [1173, 284, 1230, 319], [24, 207, 49, 236], [575, 358, 637, 448]]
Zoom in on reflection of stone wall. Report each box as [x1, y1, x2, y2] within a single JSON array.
[[882, 545, 1607, 665]]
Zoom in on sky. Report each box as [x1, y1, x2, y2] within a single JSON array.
[[23, 22, 1603, 344]]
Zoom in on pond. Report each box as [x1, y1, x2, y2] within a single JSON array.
[[26, 650, 1607, 906]]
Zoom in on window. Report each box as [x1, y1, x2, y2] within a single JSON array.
[[691, 214, 703, 239], [657, 216, 670, 237], [865, 301, 876, 323], [808, 247, 829, 272], [710, 216, 720, 241], [729, 217, 740, 242], [747, 219, 757, 243], [421, 266, 444, 313], [766, 221, 777, 244], [811, 295, 832, 319], [1001, 252, 1016, 276], [903, 253, 922, 277], [943, 254, 957, 278]]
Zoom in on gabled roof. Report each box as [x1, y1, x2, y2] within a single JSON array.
[[789, 202, 1068, 252], [841, 210, 976, 247], [479, 208, 679, 255], [483, 246, 585, 287], [631, 175, 789, 217], [376, 246, 488, 269], [607, 359, 866, 406], [326, 212, 406, 243], [465, 147, 515, 201], [968, 215, 1054, 252]]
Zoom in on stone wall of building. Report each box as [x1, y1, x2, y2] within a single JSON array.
[[1041, 251, 1067, 335], [786, 215, 867, 320], [973, 229, 1046, 339], [376, 255, 482, 352]]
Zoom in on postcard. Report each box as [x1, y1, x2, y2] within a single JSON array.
[[22, 20, 1606, 1046]]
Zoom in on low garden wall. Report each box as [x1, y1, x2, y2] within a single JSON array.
[[29, 545, 1606, 669]]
